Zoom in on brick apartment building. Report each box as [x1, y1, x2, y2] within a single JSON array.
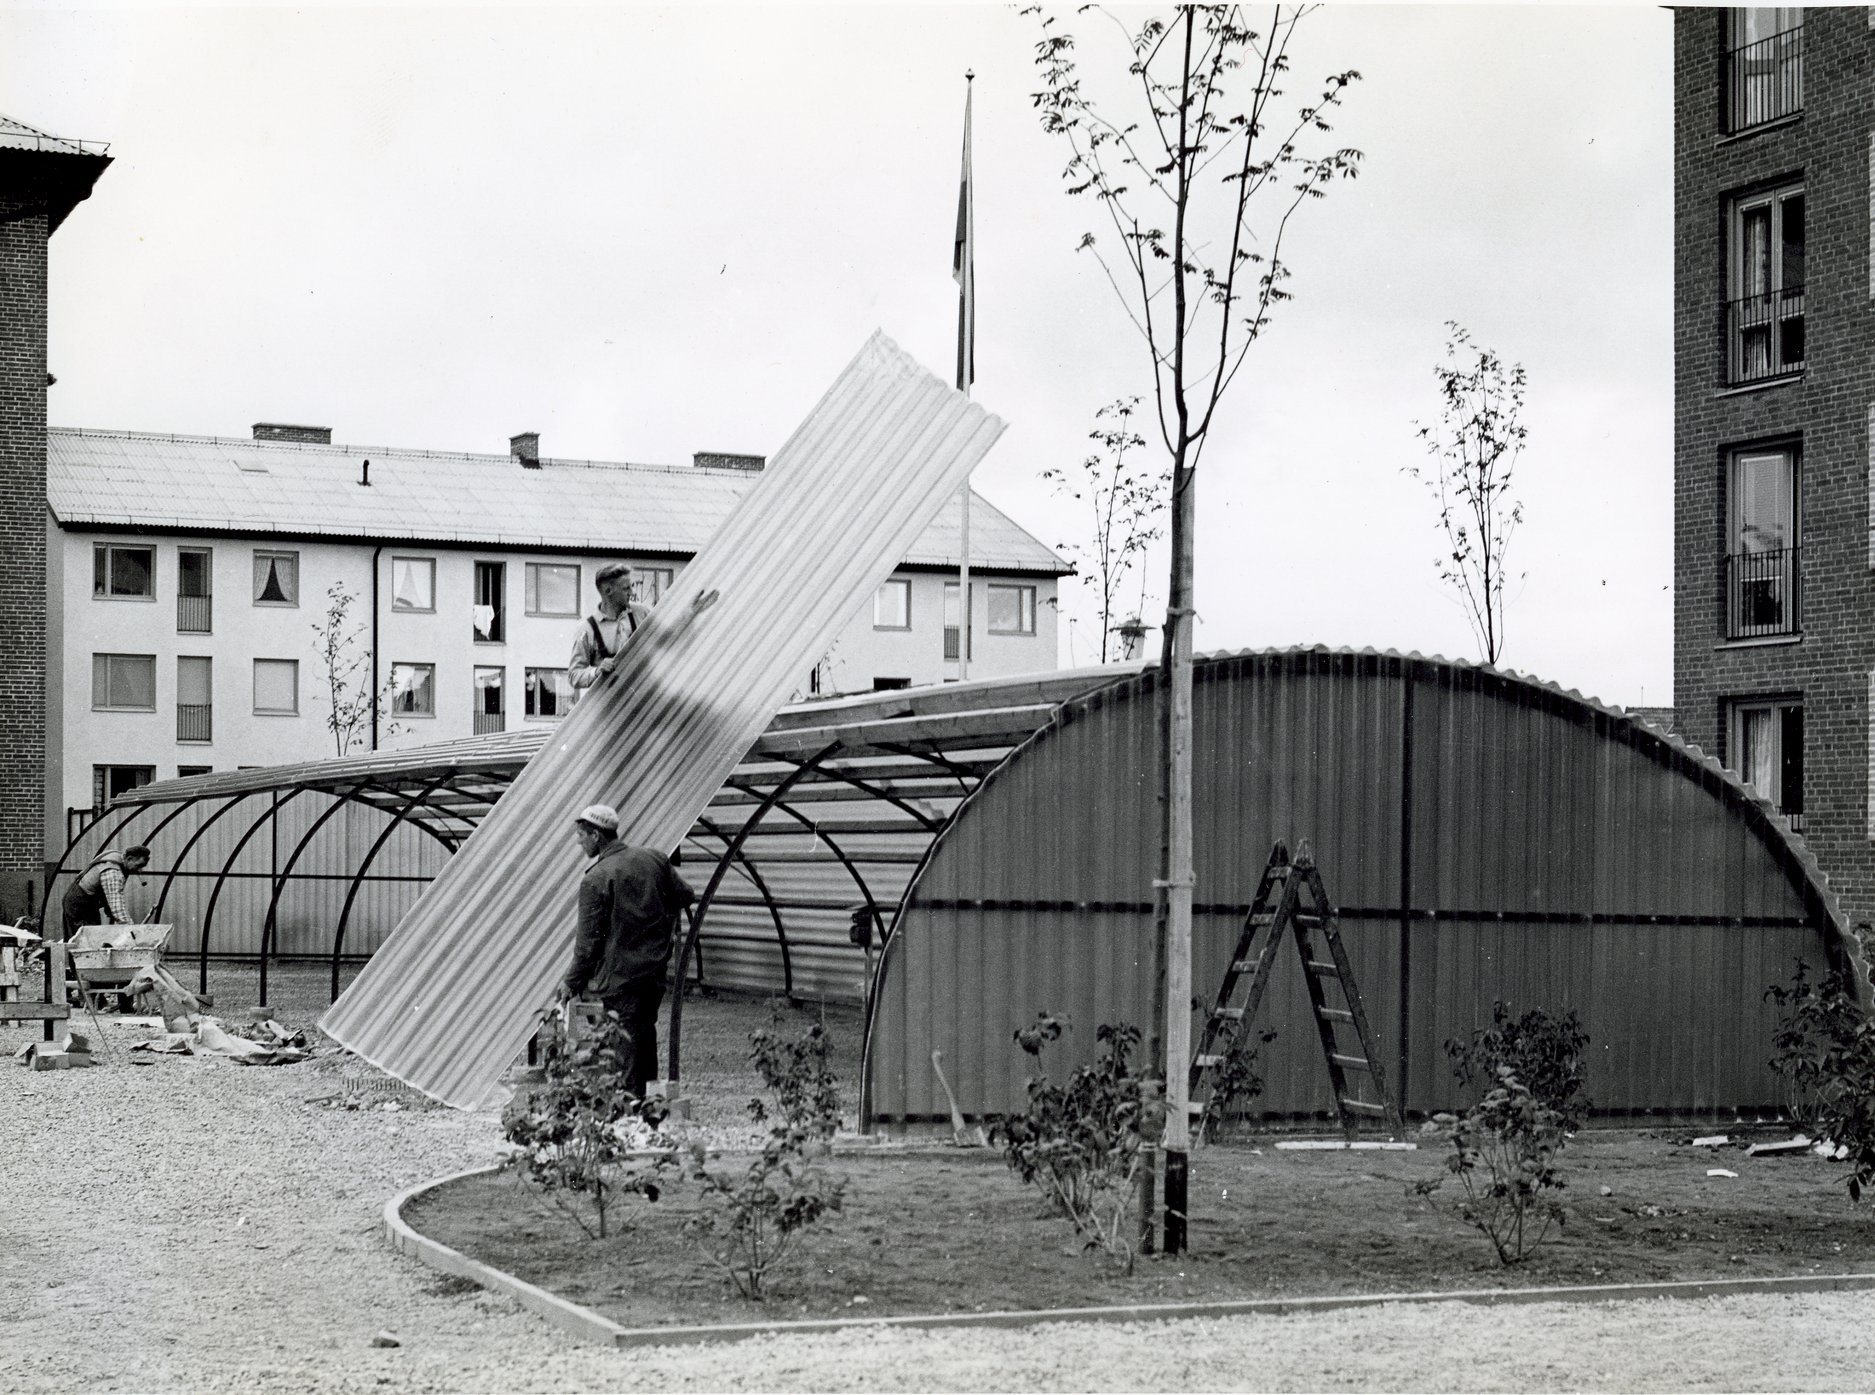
[[0, 114, 109, 921], [1673, 8, 1875, 932]]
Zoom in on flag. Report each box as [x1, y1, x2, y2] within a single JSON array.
[[953, 76, 974, 392]]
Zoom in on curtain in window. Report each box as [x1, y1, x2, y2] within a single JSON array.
[[393, 559, 431, 610], [1733, 452, 1793, 553], [255, 553, 296, 604], [1740, 706, 1779, 807]]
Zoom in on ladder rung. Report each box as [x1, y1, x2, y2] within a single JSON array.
[[1185, 1100, 1207, 1114], [1304, 959, 1339, 976], [1211, 1006, 1245, 1021], [1317, 1007, 1355, 1024], [1231, 955, 1263, 974], [1193, 1054, 1225, 1068], [1340, 1098, 1388, 1117], [1329, 1052, 1370, 1070]]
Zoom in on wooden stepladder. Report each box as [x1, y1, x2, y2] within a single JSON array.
[[1189, 840, 1403, 1139]]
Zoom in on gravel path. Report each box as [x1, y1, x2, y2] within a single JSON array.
[[5, 973, 1875, 1392]]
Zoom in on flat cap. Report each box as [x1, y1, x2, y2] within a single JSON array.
[[574, 803, 619, 834]]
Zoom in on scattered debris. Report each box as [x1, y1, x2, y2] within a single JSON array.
[[370, 1331, 401, 1349], [129, 1034, 195, 1055], [1746, 1135, 1812, 1157], [1599, 1185, 1614, 1197], [1815, 1139, 1852, 1161], [1692, 1134, 1730, 1148], [1707, 1168, 1739, 1178]]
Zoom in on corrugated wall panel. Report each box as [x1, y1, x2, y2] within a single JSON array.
[[867, 650, 1852, 1125], [322, 333, 1006, 1107]]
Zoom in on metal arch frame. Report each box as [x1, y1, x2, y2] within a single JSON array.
[[730, 764, 943, 835], [667, 741, 837, 1083], [328, 772, 465, 1000], [686, 818, 793, 996], [755, 798, 886, 953], [153, 793, 268, 921], [873, 741, 980, 800], [257, 781, 384, 1006], [196, 787, 315, 993]]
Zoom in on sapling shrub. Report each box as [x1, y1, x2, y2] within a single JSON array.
[[1196, 1026, 1278, 1144], [1767, 959, 1875, 1202], [684, 1017, 848, 1300], [1445, 1000, 1591, 1131], [500, 1008, 674, 1239], [1413, 1068, 1568, 1265], [991, 1013, 1152, 1272]]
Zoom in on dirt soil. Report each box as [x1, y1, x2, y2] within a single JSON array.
[[407, 1130, 1875, 1329]]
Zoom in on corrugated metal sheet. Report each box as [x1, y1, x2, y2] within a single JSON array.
[[46, 428, 1065, 574], [321, 332, 1007, 1107], [865, 648, 1860, 1126]]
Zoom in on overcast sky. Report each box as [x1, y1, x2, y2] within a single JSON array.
[[1, 3, 1672, 706]]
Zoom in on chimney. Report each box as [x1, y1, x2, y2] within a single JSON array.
[[692, 451, 765, 472], [252, 423, 332, 444], [510, 432, 541, 468]]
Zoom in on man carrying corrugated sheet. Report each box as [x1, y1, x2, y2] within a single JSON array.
[[553, 802, 695, 1096], [567, 563, 655, 697]]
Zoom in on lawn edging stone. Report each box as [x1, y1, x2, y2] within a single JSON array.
[[386, 1162, 1875, 1350]]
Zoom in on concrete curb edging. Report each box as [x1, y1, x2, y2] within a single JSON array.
[[386, 1165, 1875, 1350]]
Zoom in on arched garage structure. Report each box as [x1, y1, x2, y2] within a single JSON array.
[[862, 649, 1865, 1127]]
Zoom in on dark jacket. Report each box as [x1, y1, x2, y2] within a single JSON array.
[[563, 841, 695, 1000]]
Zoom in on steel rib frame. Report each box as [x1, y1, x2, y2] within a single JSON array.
[[667, 743, 836, 1083], [153, 793, 267, 921], [329, 772, 462, 1001], [688, 817, 793, 997], [257, 781, 383, 1007], [197, 788, 312, 993]]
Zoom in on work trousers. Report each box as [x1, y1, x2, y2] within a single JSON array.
[[599, 975, 666, 1098]]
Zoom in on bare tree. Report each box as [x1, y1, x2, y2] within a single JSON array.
[[1407, 323, 1529, 666], [1025, 2, 1361, 1254], [312, 581, 399, 756], [1042, 397, 1168, 662]]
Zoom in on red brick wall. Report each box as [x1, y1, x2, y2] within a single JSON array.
[[1674, 9, 1875, 933], [0, 209, 48, 921]]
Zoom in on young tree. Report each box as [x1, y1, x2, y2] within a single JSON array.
[[1042, 397, 1168, 662], [1407, 323, 1529, 666], [1026, 2, 1361, 1253], [311, 581, 399, 756]]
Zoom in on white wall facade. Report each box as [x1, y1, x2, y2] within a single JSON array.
[[49, 528, 1058, 853]]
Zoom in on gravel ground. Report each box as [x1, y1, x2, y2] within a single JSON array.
[[5, 965, 1875, 1393]]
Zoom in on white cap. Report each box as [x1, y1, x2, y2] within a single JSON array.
[[574, 803, 619, 834]]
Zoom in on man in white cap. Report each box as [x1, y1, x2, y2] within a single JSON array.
[[556, 802, 696, 1096]]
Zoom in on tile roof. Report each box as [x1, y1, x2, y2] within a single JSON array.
[[0, 112, 108, 157], [46, 427, 1070, 575]]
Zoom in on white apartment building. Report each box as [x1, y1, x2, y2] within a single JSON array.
[[46, 424, 1067, 854]]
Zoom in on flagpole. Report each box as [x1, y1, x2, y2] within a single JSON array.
[[955, 70, 974, 681]]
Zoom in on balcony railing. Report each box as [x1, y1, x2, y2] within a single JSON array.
[[1726, 287, 1804, 385], [1725, 547, 1800, 639], [177, 594, 212, 633], [1725, 26, 1803, 134], [473, 711, 505, 735], [176, 703, 213, 742]]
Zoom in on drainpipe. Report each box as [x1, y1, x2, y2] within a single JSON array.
[[370, 544, 383, 750]]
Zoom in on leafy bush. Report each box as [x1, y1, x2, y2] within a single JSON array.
[[991, 1013, 1154, 1272], [1413, 1068, 1568, 1265], [500, 1009, 674, 1238], [1767, 960, 1875, 1203], [1196, 1025, 1277, 1144], [1446, 1000, 1591, 1131], [684, 1018, 848, 1299]]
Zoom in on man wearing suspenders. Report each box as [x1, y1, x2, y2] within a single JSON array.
[[568, 562, 656, 699]]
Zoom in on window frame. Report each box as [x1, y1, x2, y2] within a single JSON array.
[[252, 549, 301, 608], [91, 652, 157, 712], [525, 562, 582, 618], [1726, 694, 1804, 830], [473, 560, 506, 643], [390, 555, 437, 614], [986, 582, 1037, 636], [1723, 441, 1801, 640], [523, 666, 574, 720], [92, 543, 156, 601], [1725, 180, 1805, 386], [1724, 8, 1803, 136], [389, 661, 436, 718], [635, 566, 676, 606], [873, 577, 913, 631], [252, 658, 300, 716]]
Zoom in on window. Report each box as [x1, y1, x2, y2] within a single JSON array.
[[92, 544, 154, 599], [176, 656, 212, 742], [473, 561, 505, 642], [177, 765, 212, 779], [177, 548, 212, 632], [92, 765, 155, 810], [390, 662, 435, 716], [873, 677, 912, 691], [253, 550, 299, 606], [391, 556, 435, 612], [92, 653, 156, 711], [253, 658, 299, 715], [636, 567, 675, 605], [943, 582, 973, 662], [525, 563, 581, 617], [1725, 8, 1802, 134], [474, 665, 505, 734], [524, 667, 574, 719], [987, 583, 1036, 635], [1730, 697, 1803, 830], [1727, 183, 1804, 385], [1725, 445, 1799, 639], [874, 578, 912, 630]]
